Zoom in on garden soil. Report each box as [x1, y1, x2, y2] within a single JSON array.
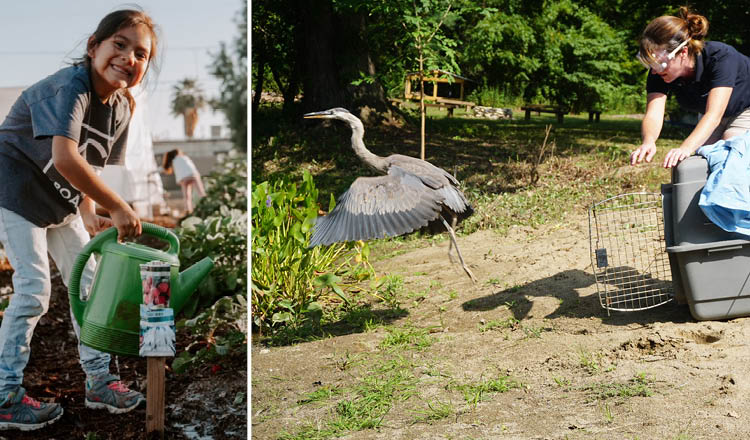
[[252, 211, 750, 439], [0, 251, 247, 439]]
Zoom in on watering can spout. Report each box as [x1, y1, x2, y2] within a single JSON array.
[[171, 257, 214, 314]]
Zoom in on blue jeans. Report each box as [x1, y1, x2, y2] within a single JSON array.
[[0, 208, 111, 401]]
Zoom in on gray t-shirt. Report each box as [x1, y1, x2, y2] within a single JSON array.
[[0, 65, 130, 226]]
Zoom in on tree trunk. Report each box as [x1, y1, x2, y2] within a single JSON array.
[[419, 55, 426, 161], [296, 0, 345, 113], [252, 50, 265, 115], [271, 64, 300, 117], [336, 12, 394, 123], [183, 108, 199, 138]]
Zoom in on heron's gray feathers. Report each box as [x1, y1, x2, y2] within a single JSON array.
[[309, 166, 445, 246], [386, 154, 471, 215]]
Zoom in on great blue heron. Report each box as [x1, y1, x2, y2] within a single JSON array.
[[304, 107, 477, 282]]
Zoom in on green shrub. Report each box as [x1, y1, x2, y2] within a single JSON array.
[[176, 149, 247, 314], [172, 150, 248, 372], [192, 150, 247, 218], [599, 83, 646, 114], [251, 170, 357, 332], [467, 83, 523, 108], [177, 208, 247, 315]]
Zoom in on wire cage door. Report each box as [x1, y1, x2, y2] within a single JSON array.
[[588, 192, 673, 313]]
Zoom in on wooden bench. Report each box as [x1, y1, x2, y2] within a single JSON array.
[[435, 97, 476, 111], [425, 101, 459, 117], [522, 104, 568, 123]]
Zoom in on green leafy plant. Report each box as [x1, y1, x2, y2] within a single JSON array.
[[412, 398, 455, 423], [175, 150, 247, 311], [176, 207, 247, 315], [251, 170, 360, 333], [192, 151, 247, 218], [167, 149, 247, 373]]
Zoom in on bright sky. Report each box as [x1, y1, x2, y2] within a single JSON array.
[[0, 1, 244, 140]]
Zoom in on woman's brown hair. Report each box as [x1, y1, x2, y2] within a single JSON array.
[[162, 149, 180, 173], [638, 6, 709, 65]]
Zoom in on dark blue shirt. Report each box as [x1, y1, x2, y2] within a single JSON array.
[[0, 65, 130, 226], [646, 41, 750, 117]]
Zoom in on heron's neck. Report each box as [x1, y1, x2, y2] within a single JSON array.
[[351, 125, 388, 173]]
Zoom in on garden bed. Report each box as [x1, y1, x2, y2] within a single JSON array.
[[0, 260, 246, 439]]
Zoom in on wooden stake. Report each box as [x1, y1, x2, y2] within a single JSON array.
[[146, 357, 166, 439]]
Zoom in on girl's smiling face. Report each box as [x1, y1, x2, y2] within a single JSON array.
[[87, 24, 152, 102]]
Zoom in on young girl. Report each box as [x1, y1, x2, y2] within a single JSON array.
[[162, 149, 206, 214], [0, 8, 160, 430], [630, 7, 750, 168]]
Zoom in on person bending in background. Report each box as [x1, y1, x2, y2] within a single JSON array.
[[630, 6, 750, 169], [162, 148, 206, 214]]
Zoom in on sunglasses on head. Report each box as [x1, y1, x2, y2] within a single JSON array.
[[636, 39, 691, 73]]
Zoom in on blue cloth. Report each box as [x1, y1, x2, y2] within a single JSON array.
[[697, 130, 750, 235]]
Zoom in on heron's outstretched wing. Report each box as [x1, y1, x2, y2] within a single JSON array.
[[309, 166, 444, 246], [388, 154, 472, 215]]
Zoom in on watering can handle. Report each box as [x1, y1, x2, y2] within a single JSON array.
[[68, 222, 180, 325]]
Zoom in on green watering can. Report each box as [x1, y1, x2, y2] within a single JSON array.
[[69, 222, 213, 356]]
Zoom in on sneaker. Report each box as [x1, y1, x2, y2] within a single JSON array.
[[85, 374, 145, 414], [0, 387, 63, 431]]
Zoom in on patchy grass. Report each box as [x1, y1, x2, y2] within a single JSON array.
[[583, 372, 655, 401], [278, 355, 419, 440], [411, 398, 456, 424], [297, 385, 343, 405], [576, 346, 615, 375], [478, 317, 519, 333], [379, 324, 435, 351], [449, 375, 523, 408]]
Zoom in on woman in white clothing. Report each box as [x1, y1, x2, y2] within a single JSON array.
[[162, 149, 206, 214]]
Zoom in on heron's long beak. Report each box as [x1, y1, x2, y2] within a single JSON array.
[[303, 110, 332, 119]]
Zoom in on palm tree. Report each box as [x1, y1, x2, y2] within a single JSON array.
[[170, 78, 206, 138]]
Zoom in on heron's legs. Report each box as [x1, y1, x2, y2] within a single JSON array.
[[440, 216, 477, 283], [447, 215, 458, 263]]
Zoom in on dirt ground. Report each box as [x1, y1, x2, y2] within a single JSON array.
[[0, 238, 247, 439], [252, 211, 750, 439]]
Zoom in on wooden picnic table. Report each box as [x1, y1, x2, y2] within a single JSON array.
[[390, 96, 475, 117]]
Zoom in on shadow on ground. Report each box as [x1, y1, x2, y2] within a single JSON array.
[[256, 305, 409, 347], [462, 268, 693, 326]]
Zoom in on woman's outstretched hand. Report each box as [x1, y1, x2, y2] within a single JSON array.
[[630, 143, 657, 165], [662, 146, 692, 168]]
